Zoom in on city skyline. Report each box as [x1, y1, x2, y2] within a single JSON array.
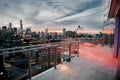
[[0, 0, 110, 33]]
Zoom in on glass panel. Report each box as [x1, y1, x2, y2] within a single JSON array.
[[3, 51, 28, 80]]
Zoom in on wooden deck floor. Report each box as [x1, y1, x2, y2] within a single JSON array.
[[32, 44, 117, 80]]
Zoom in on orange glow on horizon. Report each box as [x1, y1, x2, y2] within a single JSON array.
[[32, 28, 114, 35], [49, 30, 62, 33], [103, 30, 114, 34], [78, 30, 102, 34], [31, 29, 62, 33]]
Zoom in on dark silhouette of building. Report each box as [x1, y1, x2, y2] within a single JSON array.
[[20, 20, 23, 31], [8, 23, 12, 32]]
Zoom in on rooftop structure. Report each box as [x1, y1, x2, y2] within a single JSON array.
[[108, 0, 120, 80]]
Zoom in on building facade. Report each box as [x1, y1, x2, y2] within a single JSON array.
[[108, 0, 120, 79]]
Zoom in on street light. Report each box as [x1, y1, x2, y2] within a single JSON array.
[[75, 26, 83, 40], [75, 26, 84, 57]]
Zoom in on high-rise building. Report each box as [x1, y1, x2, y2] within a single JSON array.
[[41, 31, 44, 38], [2, 26, 7, 31], [13, 27, 17, 36], [0, 27, 1, 31], [19, 20, 24, 37], [8, 23, 12, 32], [63, 28, 66, 37], [13, 27, 17, 33], [45, 28, 48, 35], [25, 27, 31, 39], [20, 20, 23, 31]]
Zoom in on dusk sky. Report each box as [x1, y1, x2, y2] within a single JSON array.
[[0, 0, 110, 33]]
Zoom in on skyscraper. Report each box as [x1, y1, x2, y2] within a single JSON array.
[[25, 27, 31, 39], [2, 26, 7, 31], [63, 28, 66, 37], [8, 23, 12, 32], [0, 27, 1, 31], [20, 20, 23, 31], [19, 20, 23, 37], [45, 28, 48, 35]]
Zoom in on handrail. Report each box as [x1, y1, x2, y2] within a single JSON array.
[[0, 38, 103, 55]]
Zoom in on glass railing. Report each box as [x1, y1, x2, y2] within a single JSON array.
[[0, 45, 61, 80], [0, 38, 108, 80], [0, 41, 70, 80]]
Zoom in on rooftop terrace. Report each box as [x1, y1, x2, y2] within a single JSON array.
[[0, 38, 116, 80], [32, 43, 117, 80]]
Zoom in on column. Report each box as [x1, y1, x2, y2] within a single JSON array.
[[77, 42, 79, 57], [114, 16, 120, 58], [54, 47, 57, 69], [68, 43, 71, 62]]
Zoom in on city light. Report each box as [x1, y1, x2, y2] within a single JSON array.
[[0, 72, 3, 75]]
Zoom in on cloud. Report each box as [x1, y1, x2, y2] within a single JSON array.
[[54, 5, 104, 30], [55, 5, 104, 22], [0, 0, 105, 32]]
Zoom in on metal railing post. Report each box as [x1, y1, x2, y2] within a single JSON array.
[[69, 43, 71, 62], [48, 47, 50, 67], [28, 50, 31, 80], [77, 42, 79, 57], [54, 47, 57, 69]]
